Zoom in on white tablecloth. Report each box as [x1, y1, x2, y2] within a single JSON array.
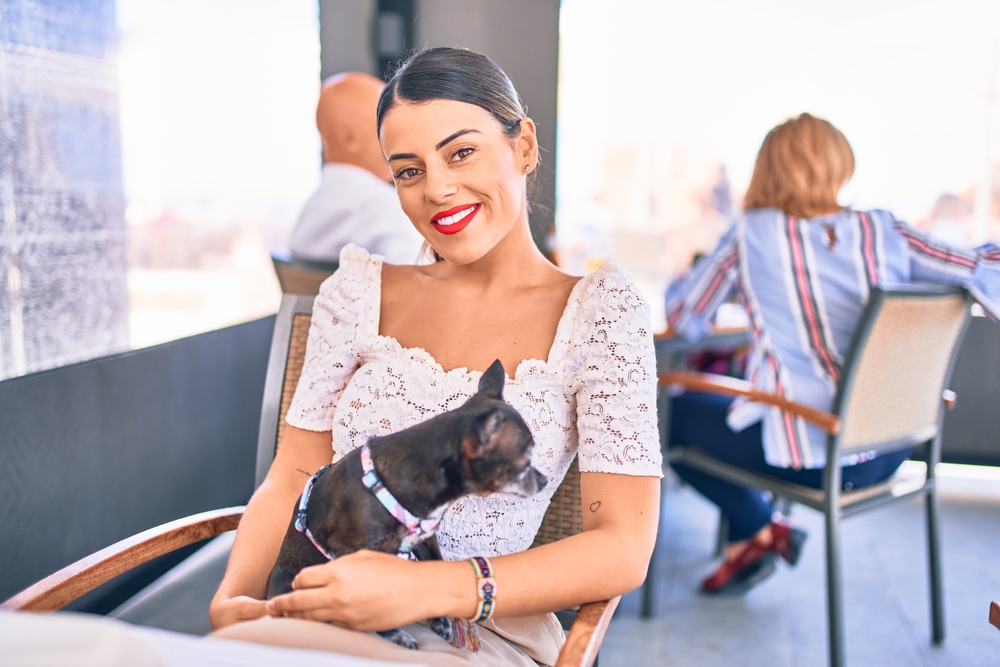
[[0, 610, 422, 667]]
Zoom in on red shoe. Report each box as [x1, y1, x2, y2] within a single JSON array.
[[701, 541, 776, 594], [770, 519, 808, 566]]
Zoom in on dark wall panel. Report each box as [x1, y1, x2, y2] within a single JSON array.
[[0, 316, 274, 602], [940, 316, 1000, 466]]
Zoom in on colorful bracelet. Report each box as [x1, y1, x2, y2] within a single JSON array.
[[468, 556, 496, 622]]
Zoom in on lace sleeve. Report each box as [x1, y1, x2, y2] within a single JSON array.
[[569, 264, 663, 476], [285, 249, 371, 432]]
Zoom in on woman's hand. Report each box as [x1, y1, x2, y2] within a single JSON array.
[[265, 550, 471, 631], [209, 595, 269, 629]]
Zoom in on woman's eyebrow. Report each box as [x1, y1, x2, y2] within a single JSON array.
[[387, 129, 481, 161], [436, 129, 480, 150]]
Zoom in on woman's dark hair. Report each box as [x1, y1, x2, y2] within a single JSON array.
[[377, 47, 527, 144], [378, 48, 541, 263]]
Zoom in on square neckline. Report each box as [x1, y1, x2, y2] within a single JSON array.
[[366, 254, 589, 382]]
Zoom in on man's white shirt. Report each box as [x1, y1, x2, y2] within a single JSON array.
[[290, 163, 424, 265]]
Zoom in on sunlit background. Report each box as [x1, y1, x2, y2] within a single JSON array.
[[118, 0, 320, 348], [556, 0, 1000, 327], [3, 0, 999, 377]]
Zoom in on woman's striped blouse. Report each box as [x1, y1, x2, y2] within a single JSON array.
[[664, 207, 1000, 469]]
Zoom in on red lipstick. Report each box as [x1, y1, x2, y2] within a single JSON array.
[[430, 203, 481, 235]]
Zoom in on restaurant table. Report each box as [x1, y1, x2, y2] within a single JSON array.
[[653, 326, 751, 374], [653, 325, 751, 453]]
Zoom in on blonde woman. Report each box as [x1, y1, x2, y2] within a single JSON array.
[[664, 113, 1000, 595]]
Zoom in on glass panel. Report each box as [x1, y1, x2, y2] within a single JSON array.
[[0, 0, 320, 381]]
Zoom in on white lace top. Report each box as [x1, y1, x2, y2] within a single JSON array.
[[286, 245, 663, 561]]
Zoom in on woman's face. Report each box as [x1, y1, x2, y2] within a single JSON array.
[[379, 98, 537, 265]]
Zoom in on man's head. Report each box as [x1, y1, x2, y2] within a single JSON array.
[[317, 72, 390, 181]]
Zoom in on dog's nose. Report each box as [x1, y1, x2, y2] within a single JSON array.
[[498, 465, 548, 497]]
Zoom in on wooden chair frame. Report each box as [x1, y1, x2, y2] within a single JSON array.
[[2, 293, 618, 667], [270, 249, 339, 296], [659, 284, 971, 667]]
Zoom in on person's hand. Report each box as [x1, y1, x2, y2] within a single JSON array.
[[266, 550, 449, 631], [209, 595, 269, 629]]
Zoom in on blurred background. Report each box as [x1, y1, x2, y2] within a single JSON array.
[[556, 0, 1000, 326], [1, 0, 998, 377]]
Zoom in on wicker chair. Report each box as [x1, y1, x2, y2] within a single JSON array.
[[660, 284, 971, 667], [2, 293, 618, 667], [271, 249, 339, 296]]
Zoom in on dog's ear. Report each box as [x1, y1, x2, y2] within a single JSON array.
[[463, 410, 520, 460], [477, 360, 505, 400]]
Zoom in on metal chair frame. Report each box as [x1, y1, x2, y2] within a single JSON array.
[[657, 284, 971, 667]]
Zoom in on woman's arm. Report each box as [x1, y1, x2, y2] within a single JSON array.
[[209, 425, 333, 629], [488, 471, 660, 613], [265, 471, 659, 629], [890, 214, 1000, 319], [664, 222, 741, 341]]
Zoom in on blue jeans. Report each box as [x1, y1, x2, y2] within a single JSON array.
[[669, 392, 910, 542]]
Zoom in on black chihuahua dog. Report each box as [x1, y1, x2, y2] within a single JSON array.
[[266, 359, 547, 650]]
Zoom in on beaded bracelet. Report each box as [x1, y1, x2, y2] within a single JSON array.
[[468, 556, 497, 622]]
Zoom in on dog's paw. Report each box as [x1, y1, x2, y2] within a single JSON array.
[[378, 628, 419, 650], [427, 616, 454, 643]]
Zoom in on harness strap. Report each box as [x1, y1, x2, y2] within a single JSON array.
[[294, 446, 449, 563], [294, 464, 336, 561], [360, 443, 448, 558]]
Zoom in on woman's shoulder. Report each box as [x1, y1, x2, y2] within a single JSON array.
[[574, 261, 649, 312], [560, 262, 651, 355], [312, 245, 383, 335], [316, 244, 381, 298]]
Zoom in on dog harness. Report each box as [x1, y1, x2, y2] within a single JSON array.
[[293, 445, 477, 654], [359, 443, 449, 559], [293, 444, 449, 562], [294, 463, 336, 560]]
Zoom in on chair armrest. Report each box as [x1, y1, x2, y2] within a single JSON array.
[[556, 596, 621, 667], [659, 371, 841, 435], [991, 601, 1000, 632], [1, 506, 244, 612]]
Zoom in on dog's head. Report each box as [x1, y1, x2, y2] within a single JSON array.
[[456, 360, 547, 498]]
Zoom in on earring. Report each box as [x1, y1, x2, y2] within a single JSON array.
[[524, 164, 531, 173]]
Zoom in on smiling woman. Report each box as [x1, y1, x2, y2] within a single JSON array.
[[209, 48, 662, 667], [380, 97, 535, 268]]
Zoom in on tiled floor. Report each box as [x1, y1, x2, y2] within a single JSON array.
[[604, 473, 1000, 666]]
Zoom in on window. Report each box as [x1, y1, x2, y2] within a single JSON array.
[[0, 0, 320, 381]]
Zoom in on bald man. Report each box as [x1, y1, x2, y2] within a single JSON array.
[[290, 73, 423, 264]]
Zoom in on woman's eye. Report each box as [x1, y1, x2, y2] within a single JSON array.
[[452, 147, 474, 162], [395, 167, 421, 181]]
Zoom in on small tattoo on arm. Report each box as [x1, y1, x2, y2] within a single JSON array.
[[589, 501, 601, 513], [296, 468, 311, 477]]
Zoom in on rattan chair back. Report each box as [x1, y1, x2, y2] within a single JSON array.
[[255, 295, 586, 550], [271, 251, 338, 296], [255, 294, 316, 486], [834, 285, 970, 455], [275, 314, 312, 454], [532, 457, 584, 547]]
